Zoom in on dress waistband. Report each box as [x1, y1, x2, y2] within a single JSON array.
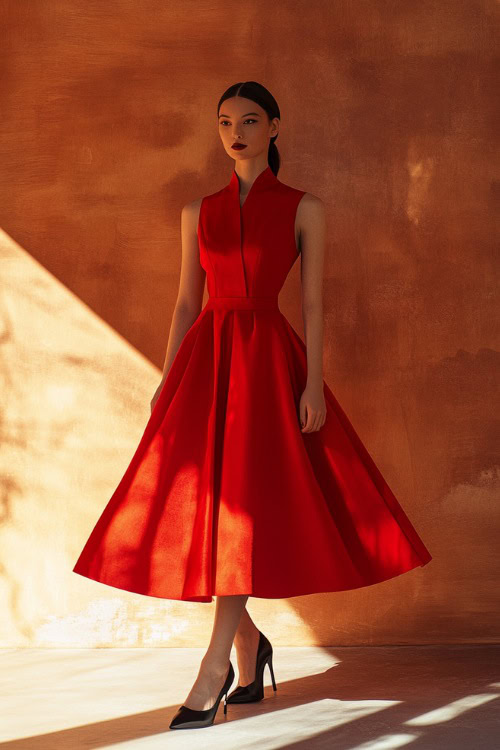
[[204, 296, 279, 311]]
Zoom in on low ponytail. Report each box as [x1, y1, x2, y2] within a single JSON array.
[[268, 135, 280, 176]]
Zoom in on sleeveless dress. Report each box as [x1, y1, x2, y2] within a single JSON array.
[[72, 166, 432, 602]]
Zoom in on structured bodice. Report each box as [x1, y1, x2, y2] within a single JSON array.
[[197, 166, 306, 300]]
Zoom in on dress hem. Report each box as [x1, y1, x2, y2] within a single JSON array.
[[72, 553, 432, 604]]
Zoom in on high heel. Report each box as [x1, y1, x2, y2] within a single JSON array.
[[226, 630, 277, 703], [169, 660, 235, 729]]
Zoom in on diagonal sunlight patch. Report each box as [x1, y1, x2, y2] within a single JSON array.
[[0, 231, 190, 648], [404, 693, 500, 726], [346, 735, 418, 749]]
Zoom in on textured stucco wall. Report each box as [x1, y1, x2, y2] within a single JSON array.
[[0, 1, 498, 647]]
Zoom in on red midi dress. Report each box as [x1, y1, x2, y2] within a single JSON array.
[[72, 165, 432, 602]]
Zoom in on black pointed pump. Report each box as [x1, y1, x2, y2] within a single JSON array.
[[169, 660, 235, 729], [226, 630, 277, 703]]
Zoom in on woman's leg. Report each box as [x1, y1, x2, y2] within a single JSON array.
[[183, 594, 249, 711], [233, 605, 262, 686]]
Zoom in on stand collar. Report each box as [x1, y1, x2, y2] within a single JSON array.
[[228, 165, 279, 206]]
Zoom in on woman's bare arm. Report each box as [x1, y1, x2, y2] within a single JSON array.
[[151, 199, 206, 408], [297, 192, 327, 432]]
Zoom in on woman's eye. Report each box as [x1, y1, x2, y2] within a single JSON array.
[[219, 119, 257, 126]]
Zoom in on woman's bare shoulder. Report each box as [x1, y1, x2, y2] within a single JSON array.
[[296, 191, 325, 224], [181, 197, 204, 232], [297, 191, 324, 209], [182, 197, 203, 216]]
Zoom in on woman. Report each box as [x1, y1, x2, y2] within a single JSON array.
[[73, 81, 432, 730]]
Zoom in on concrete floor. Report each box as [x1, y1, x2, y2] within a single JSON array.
[[1, 645, 499, 749]]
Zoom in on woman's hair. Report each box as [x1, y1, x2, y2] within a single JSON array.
[[217, 81, 281, 176]]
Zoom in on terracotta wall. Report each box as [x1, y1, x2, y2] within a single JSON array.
[[0, 1, 498, 647]]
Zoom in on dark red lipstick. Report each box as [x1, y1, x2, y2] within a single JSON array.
[[231, 143, 247, 150]]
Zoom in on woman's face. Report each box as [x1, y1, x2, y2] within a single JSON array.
[[218, 96, 279, 162]]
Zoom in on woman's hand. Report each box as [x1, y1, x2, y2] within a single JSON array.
[[299, 383, 326, 433]]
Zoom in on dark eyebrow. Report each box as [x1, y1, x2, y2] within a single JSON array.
[[218, 112, 261, 119]]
